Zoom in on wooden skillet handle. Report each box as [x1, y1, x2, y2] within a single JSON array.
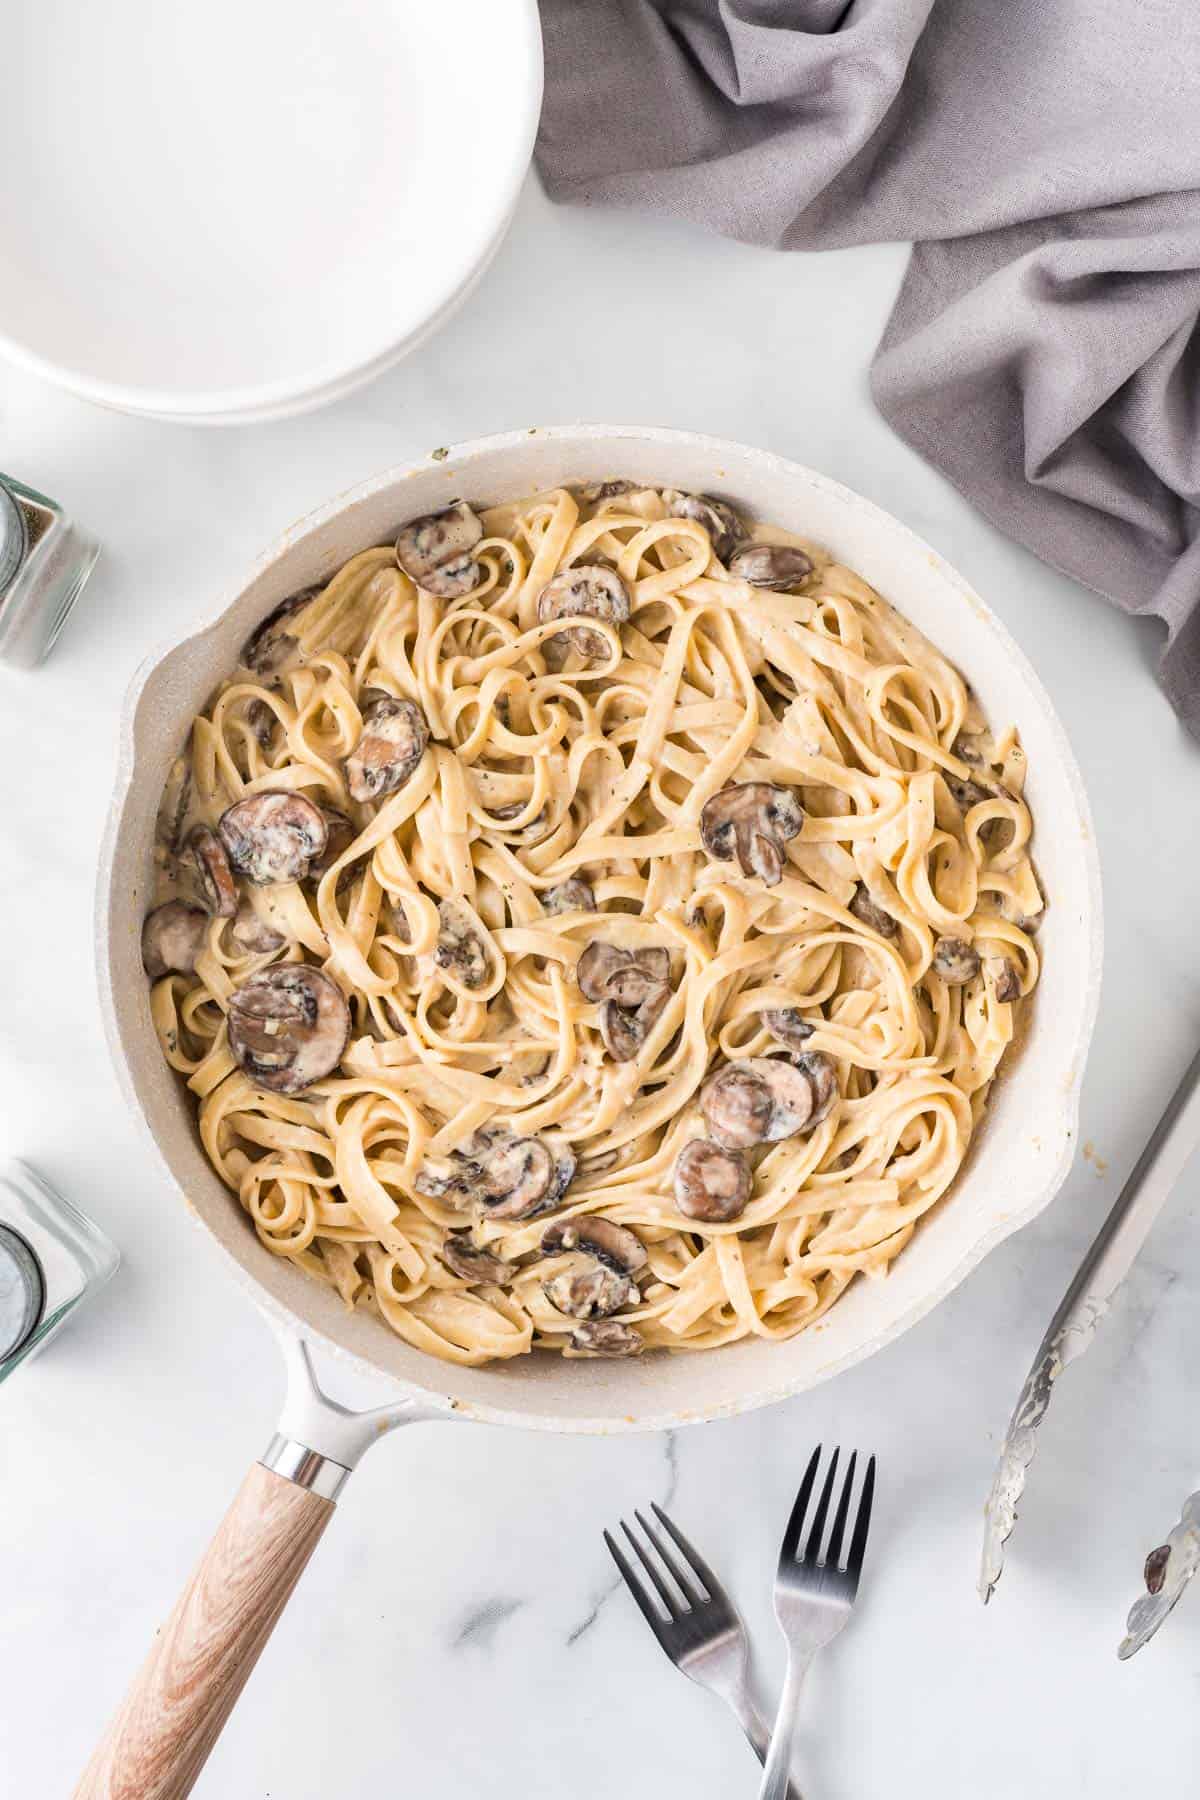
[[74, 1462, 334, 1800]]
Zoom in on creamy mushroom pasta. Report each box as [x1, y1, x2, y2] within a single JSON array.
[[143, 480, 1042, 1366]]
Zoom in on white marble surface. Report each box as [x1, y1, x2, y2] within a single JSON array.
[[3, 176, 1200, 1798]]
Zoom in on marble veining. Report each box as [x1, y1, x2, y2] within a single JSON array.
[[4, 177, 1200, 1798]]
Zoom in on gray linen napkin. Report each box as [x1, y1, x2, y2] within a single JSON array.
[[536, 0, 1200, 734]]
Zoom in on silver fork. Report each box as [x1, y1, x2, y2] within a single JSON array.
[[759, 1446, 876, 1800], [604, 1503, 803, 1800]]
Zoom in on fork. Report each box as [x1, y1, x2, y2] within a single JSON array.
[[758, 1446, 876, 1800], [604, 1503, 803, 1800]]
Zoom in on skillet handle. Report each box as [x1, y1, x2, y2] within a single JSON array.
[[73, 1461, 334, 1800]]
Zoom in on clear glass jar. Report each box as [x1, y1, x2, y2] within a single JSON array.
[[0, 473, 100, 666], [0, 1161, 119, 1383]]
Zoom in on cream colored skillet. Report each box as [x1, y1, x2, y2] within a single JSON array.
[[81, 428, 1101, 1798]]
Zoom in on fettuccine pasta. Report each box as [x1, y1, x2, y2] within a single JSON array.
[[142, 479, 1042, 1367]]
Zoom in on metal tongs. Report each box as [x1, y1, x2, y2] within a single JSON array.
[[980, 1047, 1200, 1654]]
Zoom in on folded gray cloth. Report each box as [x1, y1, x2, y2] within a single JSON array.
[[536, 0, 1200, 734]]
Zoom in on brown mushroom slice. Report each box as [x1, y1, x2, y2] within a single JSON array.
[[988, 957, 1022, 1003], [344, 697, 429, 805], [945, 772, 993, 812], [394, 501, 483, 596], [663, 491, 747, 562], [673, 1139, 753, 1223], [226, 964, 350, 1095], [576, 942, 670, 1008], [728, 545, 814, 590], [241, 589, 319, 676], [567, 1320, 644, 1357], [599, 985, 671, 1063], [699, 782, 804, 886], [218, 791, 328, 886], [142, 903, 208, 979], [307, 808, 357, 882], [793, 1050, 838, 1128], [931, 937, 981, 985], [576, 479, 637, 504], [763, 1007, 815, 1049], [184, 825, 239, 917], [439, 1233, 514, 1285], [543, 1260, 637, 1321], [435, 899, 493, 991], [536, 564, 631, 663], [475, 1135, 577, 1222], [849, 883, 899, 938], [543, 878, 595, 915], [229, 894, 286, 956], [701, 1057, 817, 1148], [541, 1216, 647, 1275]]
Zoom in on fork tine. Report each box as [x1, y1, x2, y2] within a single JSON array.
[[604, 1529, 671, 1647], [824, 1450, 858, 1570], [650, 1503, 720, 1601], [634, 1509, 703, 1608], [845, 1453, 877, 1582], [779, 1444, 823, 1563], [622, 1519, 684, 1617], [802, 1446, 840, 1564]]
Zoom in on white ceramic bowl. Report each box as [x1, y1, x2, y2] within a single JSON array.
[[0, 1, 543, 423], [98, 426, 1103, 1431]]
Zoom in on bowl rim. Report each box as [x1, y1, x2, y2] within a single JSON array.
[[96, 424, 1104, 1432], [0, 5, 543, 423]]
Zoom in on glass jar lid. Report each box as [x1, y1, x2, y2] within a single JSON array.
[[0, 480, 27, 596], [0, 1224, 45, 1360]]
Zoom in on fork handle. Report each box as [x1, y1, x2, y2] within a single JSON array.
[[737, 1697, 805, 1800], [757, 1653, 811, 1800]]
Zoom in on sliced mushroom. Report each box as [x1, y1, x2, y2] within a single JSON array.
[[931, 937, 981, 985], [673, 1138, 753, 1223], [541, 1216, 647, 1275], [307, 808, 356, 881], [543, 1260, 637, 1320], [567, 1320, 644, 1357], [664, 491, 747, 562], [536, 564, 631, 664], [439, 1232, 514, 1285], [241, 589, 319, 676], [945, 772, 993, 812], [344, 696, 429, 805], [849, 883, 898, 938], [763, 1007, 815, 1049], [989, 957, 1022, 1003], [701, 1056, 830, 1148], [218, 791, 328, 886], [543, 878, 595, 915], [491, 802, 550, 842], [699, 782, 804, 886], [227, 964, 350, 1095], [229, 894, 285, 956], [728, 545, 814, 590], [576, 479, 636, 504], [142, 902, 208, 979], [418, 1132, 575, 1223], [793, 1050, 838, 1128], [395, 501, 483, 599], [577, 942, 670, 1009], [435, 899, 493, 991], [184, 825, 239, 917]]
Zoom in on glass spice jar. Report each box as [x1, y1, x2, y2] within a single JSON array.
[[0, 472, 99, 666], [0, 1161, 119, 1383]]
